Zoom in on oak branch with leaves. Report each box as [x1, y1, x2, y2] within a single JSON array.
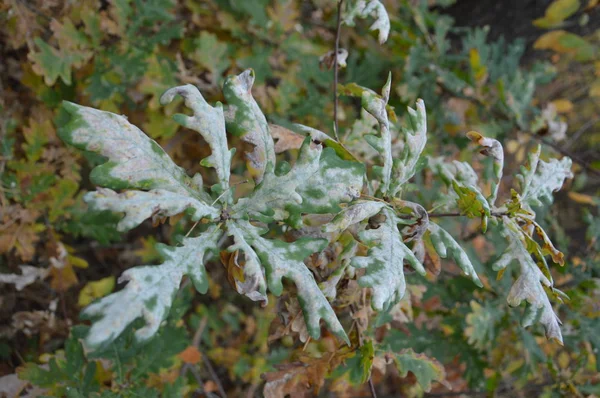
[[58, 61, 573, 355]]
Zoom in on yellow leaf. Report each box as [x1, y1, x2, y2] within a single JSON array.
[[78, 276, 115, 307], [533, 0, 581, 28], [534, 30, 569, 52], [585, 0, 599, 10], [551, 99, 574, 113], [469, 48, 488, 83], [590, 79, 600, 97], [68, 254, 88, 269], [568, 191, 598, 205]]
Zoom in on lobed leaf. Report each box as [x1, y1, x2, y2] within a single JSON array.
[[361, 73, 393, 195], [343, 0, 391, 44], [393, 349, 447, 392], [233, 220, 349, 344], [160, 84, 233, 202], [466, 131, 503, 206], [231, 138, 321, 222], [390, 99, 427, 196], [223, 69, 275, 183], [493, 219, 563, 343], [82, 226, 222, 349], [352, 208, 426, 311], [84, 188, 219, 232], [519, 155, 573, 208], [58, 101, 211, 203], [427, 222, 483, 287], [224, 221, 268, 303]]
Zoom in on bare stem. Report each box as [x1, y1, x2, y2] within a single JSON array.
[[333, 0, 344, 140]]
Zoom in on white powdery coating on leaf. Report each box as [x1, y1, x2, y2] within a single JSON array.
[[428, 157, 484, 211], [235, 220, 349, 344], [223, 69, 276, 183], [160, 84, 232, 196], [494, 220, 563, 343], [344, 0, 390, 43], [324, 201, 386, 233], [521, 157, 573, 208], [67, 104, 200, 197], [225, 221, 268, 303], [352, 208, 426, 311], [83, 226, 221, 348], [427, 222, 483, 287], [231, 141, 322, 220], [0, 265, 49, 291], [391, 99, 427, 196], [85, 188, 220, 231], [362, 74, 392, 194]]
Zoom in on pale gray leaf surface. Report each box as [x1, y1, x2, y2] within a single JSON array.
[[234, 220, 349, 344], [59, 102, 210, 202], [225, 221, 268, 303], [361, 73, 393, 195], [160, 84, 233, 201], [324, 201, 386, 233], [427, 222, 483, 287], [85, 188, 219, 232], [352, 208, 426, 311], [223, 69, 276, 183], [390, 99, 427, 196], [520, 156, 573, 208], [231, 139, 321, 221], [493, 219, 563, 343], [82, 226, 221, 348], [344, 0, 391, 43]]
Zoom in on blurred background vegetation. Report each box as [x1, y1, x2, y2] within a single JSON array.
[[0, 0, 599, 396]]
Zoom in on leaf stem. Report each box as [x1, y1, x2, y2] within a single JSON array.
[[333, 0, 344, 140]]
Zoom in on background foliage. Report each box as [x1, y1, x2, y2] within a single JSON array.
[[0, 0, 599, 396]]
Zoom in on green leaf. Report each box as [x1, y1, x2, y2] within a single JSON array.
[[161, 84, 234, 202], [427, 222, 483, 287], [223, 69, 275, 183], [84, 188, 219, 232], [451, 180, 491, 231], [343, 0, 391, 43], [29, 37, 90, 86], [464, 300, 502, 350], [352, 207, 425, 311], [393, 349, 447, 392], [232, 220, 349, 344], [82, 226, 222, 349], [58, 101, 211, 203], [347, 340, 374, 384], [189, 32, 230, 79], [493, 219, 563, 343]]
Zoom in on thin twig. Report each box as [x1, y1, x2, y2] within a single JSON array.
[[368, 379, 378, 398], [565, 117, 600, 150], [202, 352, 227, 398], [521, 129, 600, 178], [333, 0, 344, 140], [436, 80, 600, 178]]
